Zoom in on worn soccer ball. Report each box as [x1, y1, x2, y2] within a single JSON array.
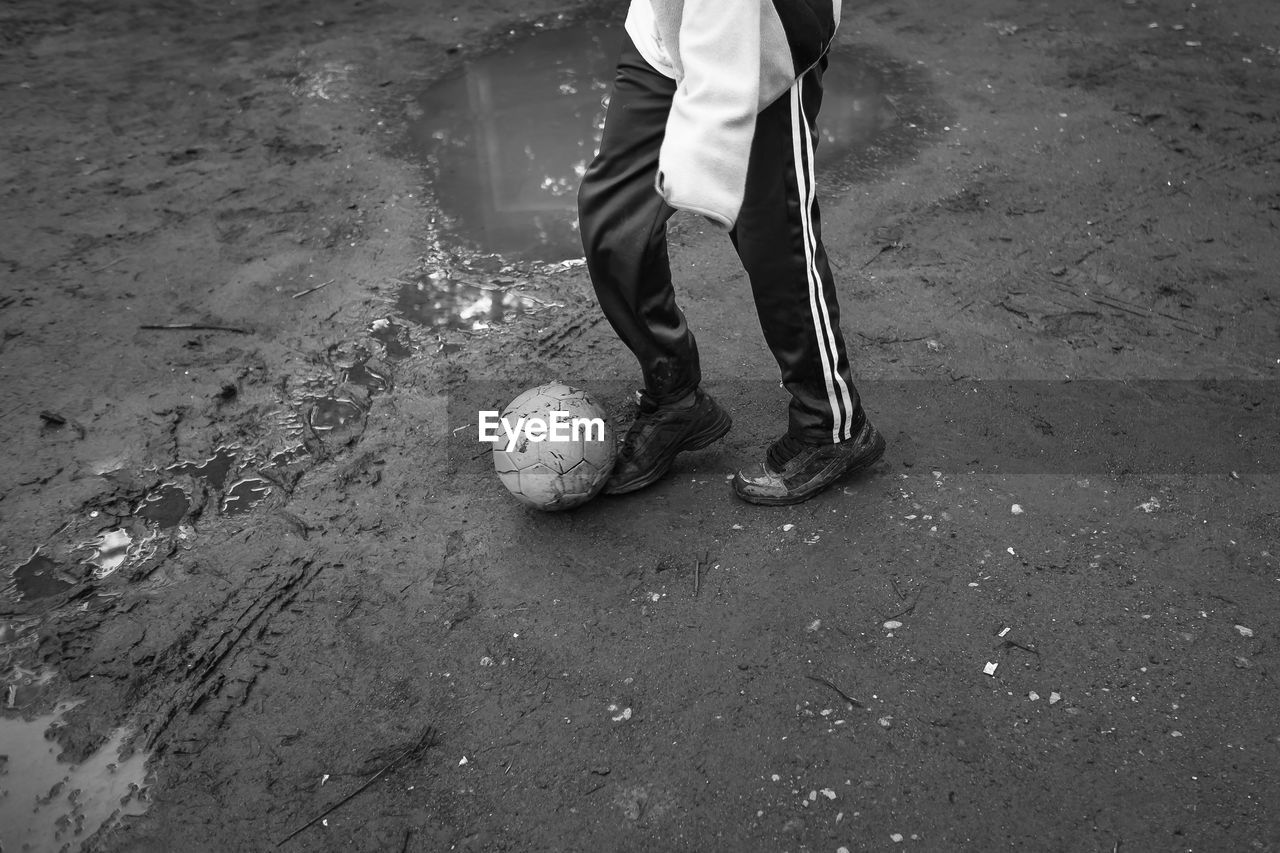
[[490, 383, 615, 510]]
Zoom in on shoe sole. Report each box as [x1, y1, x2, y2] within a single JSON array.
[[603, 407, 733, 495], [734, 428, 886, 506]]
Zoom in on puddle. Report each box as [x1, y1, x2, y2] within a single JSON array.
[[407, 20, 943, 261], [267, 445, 310, 470], [222, 477, 271, 516], [82, 529, 149, 579], [345, 357, 392, 393], [12, 552, 73, 601], [309, 395, 365, 432], [166, 447, 237, 491], [0, 702, 150, 853], [394, 272, 550, 331], [369, 318, 414, 359], [135, 483, 189, 529], [2, 664, 56, 711]]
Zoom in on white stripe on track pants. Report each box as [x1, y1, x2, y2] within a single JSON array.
[[578, 35, 864, 443]]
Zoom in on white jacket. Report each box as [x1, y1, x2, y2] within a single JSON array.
[[626, 0, 842, 228]]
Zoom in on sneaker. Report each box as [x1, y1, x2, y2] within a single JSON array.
[[732, 418, 885, 505], [603, 389, 732, 495]]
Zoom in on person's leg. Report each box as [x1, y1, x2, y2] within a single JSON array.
[[730, 56, 884, 504], [578, 35, 731, 495], [732, 54, 863, 442], [578, 35, 699, 405]]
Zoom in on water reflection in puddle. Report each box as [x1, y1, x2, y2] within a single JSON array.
[[409, 22, 613, 261], [344, 358, 391, 393], [408, 21, 938, 260], [309, 396, 365, 432], [222, 478, 272, 515], [0, 703, 150, 853], [369, 318, 414, 359], [82, 528, 154, 580], [394, 273, 551, 331]]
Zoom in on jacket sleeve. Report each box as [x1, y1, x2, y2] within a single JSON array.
[[655, 1, 762, 229]]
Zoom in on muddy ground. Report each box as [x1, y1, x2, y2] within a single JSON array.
[[1, 0, 1278, 850]]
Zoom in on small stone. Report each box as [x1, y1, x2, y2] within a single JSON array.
[[1011, 504, 1024, 515], [883, 620, 903, 630], [1028, 691, 1040, 701], [891, 833, 904, 843], [821, 788, 837, 800], [1170, 730, 1183, 737], [1234, 625, 1254, 638], [1049, 692, 1062, 705], [807, 619, 822, 632], [984, 662, 999, 676], [783, 523, 796, 532], [878, 716, 893, 728]]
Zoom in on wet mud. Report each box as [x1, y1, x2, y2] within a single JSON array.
[[2, 0, 1278, 851]]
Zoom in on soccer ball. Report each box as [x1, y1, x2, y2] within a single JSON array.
[[491, 383, 615, 510]]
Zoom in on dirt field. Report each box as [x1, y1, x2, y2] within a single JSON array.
[[2, 0, 1277, 850]]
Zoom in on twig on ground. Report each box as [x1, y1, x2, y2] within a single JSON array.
[[1001, 638, 1040, 656], [139, 323, 251, 334], [856, 331, 931, 346], [91, 255, 131, 273], [805, 674, 865, 709], [276, 725, 439, 847], [884, 579, 926, 622], [693, 550, 710, 596], [291, 279, 335, 299], [883, 599, 918, 622]]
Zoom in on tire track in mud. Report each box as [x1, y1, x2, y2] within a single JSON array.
[[128, 554, 323, 754]]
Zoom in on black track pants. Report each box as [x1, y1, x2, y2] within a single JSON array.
[[578, 35, 864, 444]]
